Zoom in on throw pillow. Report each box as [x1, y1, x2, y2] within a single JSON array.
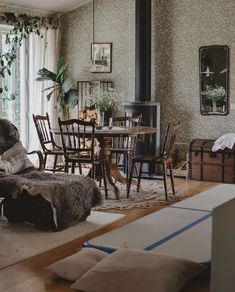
[[71, 249, 206, 292], [46, 248, 107, 281]]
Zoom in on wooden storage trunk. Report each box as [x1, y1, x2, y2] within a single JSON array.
[[189, 139, 235, 183]]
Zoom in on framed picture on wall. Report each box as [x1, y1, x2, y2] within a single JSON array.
[[90, 43, 112, 73], [199, 45, 229, 115]]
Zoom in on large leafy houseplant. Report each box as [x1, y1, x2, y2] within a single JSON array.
[[37, 57, 79, 113]]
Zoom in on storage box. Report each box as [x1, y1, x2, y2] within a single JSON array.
[[189, 139, 235, 183]]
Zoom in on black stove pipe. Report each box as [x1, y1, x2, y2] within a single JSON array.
[[135, 0, 151, 102]]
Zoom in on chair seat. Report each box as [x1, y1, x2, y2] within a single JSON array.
[[110, 147, 134, 154], [44, 148, 63, 155], [66, 154, 105, 163], [132, 155, 161, 163]]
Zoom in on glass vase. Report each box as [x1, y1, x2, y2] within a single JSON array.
[[212, 101, 217, 112], [98, 111, 105, 128]]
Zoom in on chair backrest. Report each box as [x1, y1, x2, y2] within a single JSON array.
[[33, 113, 58, 151], [113, 115, 142, 128], [77, 80, 113, 111], [161, 121, 180, 160], [58, 118, 96, 161], [79, 106, 99, 122], [112, 115, 142, 149]]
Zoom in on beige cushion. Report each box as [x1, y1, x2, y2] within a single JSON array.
[[71, 249, 205, 292], [47, 248, 107, 281]]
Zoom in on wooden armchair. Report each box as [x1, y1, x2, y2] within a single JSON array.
[[33, 113, 64, 172], [27, 150, 44, 171]]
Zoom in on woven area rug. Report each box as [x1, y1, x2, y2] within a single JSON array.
[[0, 211, 124, 269], [94, 179, 186, 210]]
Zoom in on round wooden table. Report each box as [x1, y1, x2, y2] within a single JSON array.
[[52, 126, 157, 199]]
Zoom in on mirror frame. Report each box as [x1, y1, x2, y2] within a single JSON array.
[[199, 45, 229, 116]]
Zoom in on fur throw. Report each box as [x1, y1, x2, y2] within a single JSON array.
[[0, 171, 102, 230], [0, 118, 20, 154]]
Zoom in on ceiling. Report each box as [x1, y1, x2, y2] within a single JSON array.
[[0, 0, 92, 13]]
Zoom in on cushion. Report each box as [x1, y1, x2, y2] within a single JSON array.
[[71, 249, 206, 292], [47, 248, 107, 281]]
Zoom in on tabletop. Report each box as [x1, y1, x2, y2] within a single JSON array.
[[52, 126, 157, 137]]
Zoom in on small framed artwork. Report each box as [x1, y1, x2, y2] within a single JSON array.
[[199, 45, 229, 115], [90, 43, 112, 73]]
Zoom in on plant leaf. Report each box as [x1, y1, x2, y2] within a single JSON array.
[[10, 93, 16, 100], [42, 84, 58, 92], [56, 63, 67, 83], [64, 89, 78, 108], [38, 68, 57, 82], [56, 92, 65, 109], [46, 89, 56, 101], [56, 57, 64, 75], [62, 78, 73, 93]]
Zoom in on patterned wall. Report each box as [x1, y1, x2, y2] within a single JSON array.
[[61, 0, 235, 145], [152, 0, 235, 144], [60, 0, 135, 100]]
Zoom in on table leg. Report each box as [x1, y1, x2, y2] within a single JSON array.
[[98, 137, 120, 199], [98, 137, 138, 199]]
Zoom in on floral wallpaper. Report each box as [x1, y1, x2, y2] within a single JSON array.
[[61, 0, 235, 149], [60, 0, 135, 100], [152, 0, 235, 144]]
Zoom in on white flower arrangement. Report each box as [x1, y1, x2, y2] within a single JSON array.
[[90, 88, 123, 113], [201, 85, 226, 104]]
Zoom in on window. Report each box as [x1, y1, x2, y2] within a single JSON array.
[[0, 25, 21, 130], [0, 24, 29, 147], [0, 24, 59, 152]]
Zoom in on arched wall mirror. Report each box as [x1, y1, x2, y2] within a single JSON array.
[[199, 45, 229, 115]]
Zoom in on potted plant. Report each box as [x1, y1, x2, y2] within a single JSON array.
[[37, 57, 79, 118], [201, 85, 226, 112]]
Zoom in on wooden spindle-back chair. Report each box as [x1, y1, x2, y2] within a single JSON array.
[[33, 113, 64, 172], [58, 118, 108, 198], [110, 115, 142, 178], [127, 121, 180, 200]]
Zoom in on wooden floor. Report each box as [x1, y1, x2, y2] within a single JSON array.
[[0, 178, 217, 292]]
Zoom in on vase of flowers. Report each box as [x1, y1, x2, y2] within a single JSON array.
[[89, 88, 122, 126], [201, 85, 226, 112]]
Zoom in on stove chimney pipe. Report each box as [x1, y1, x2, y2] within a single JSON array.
[[135, 0, 151, 102]]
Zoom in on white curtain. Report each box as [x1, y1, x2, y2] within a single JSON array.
[[20, 27, 60, 151]]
